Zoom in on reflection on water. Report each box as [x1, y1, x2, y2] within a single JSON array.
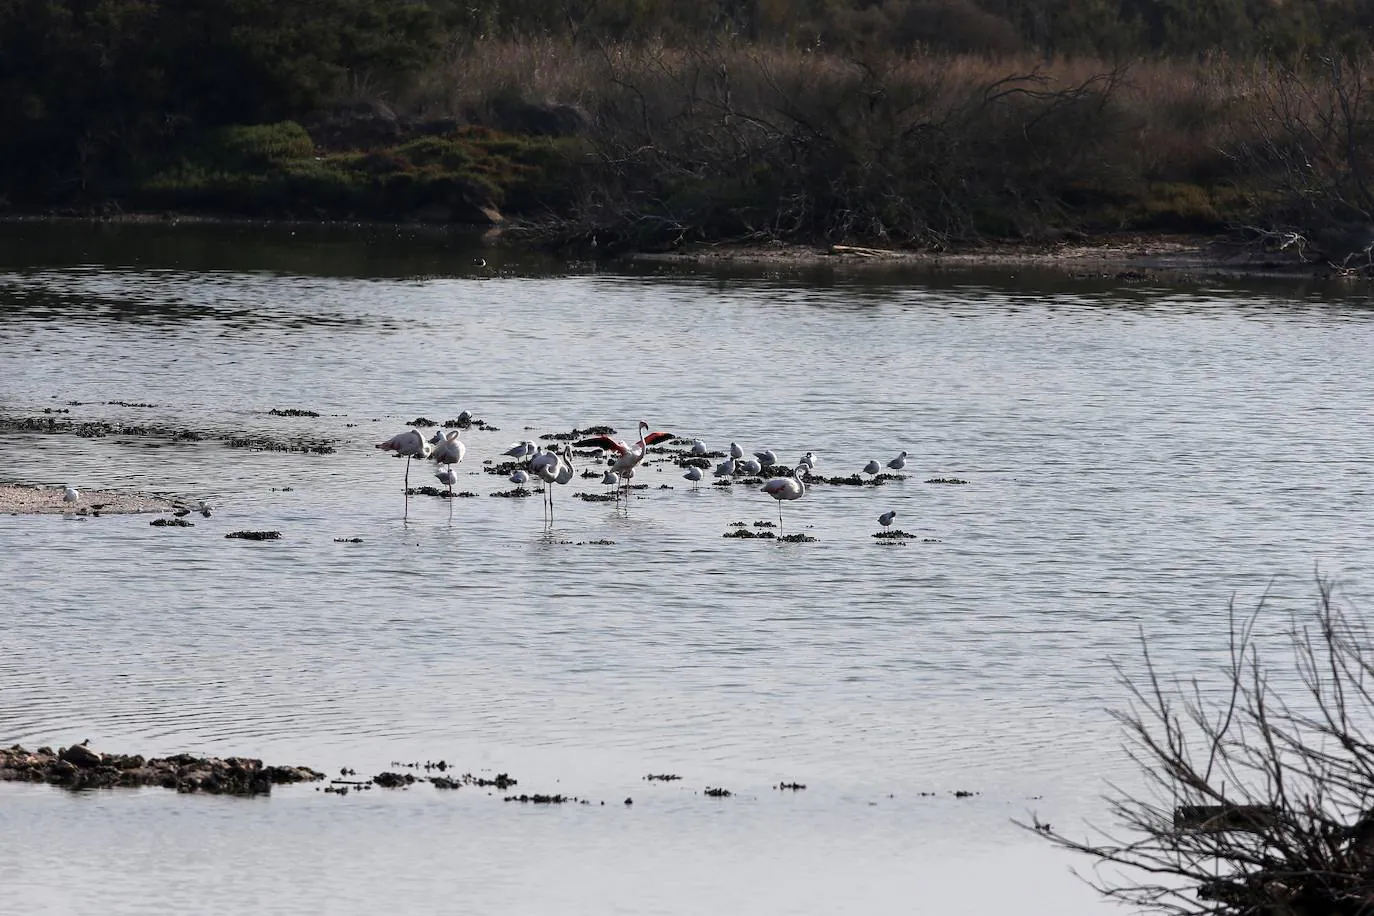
[[2, 223, 1372, 915]]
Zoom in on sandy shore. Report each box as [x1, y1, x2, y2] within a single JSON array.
[[0, 483, 178, 515], [627, 233, 1341, 280]]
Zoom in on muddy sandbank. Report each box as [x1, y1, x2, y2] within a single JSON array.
[[626, 234, 1360, 282], [0, 482, 178, 516]]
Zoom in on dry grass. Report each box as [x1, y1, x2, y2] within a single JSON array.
[[398, 42, 1374, 246]]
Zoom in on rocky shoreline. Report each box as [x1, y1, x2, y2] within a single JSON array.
[[0, 744, 324, 795]]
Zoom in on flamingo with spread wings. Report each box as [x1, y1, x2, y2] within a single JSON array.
[[575, 421, 673, 494]]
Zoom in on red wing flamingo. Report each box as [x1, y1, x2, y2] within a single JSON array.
[[575, 421, 673, 495]]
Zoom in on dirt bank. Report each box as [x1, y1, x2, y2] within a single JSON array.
[[627, 234, 1353, 281], [0, 483, 179, 515]]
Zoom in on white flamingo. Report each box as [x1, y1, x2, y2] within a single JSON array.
[[531, 445, 575, 522], [879, 510, 897, 528], [376, 429, 429, 490], [575, 421, 672, 495], [888, 451, 908, 470], [683, 466, 703, 488], [863, 460, 881, 475], [431, 430, 466, 466], [761, 465, 808, 535]]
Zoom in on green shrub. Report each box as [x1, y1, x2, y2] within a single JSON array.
[[208, 123, 315, 169]]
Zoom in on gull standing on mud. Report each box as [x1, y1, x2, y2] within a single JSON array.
[[683, 466, 703, 488], [504, 440, 537, 463], [863, 460, 881, 475], [888, 451, 908, 470], [879, 510, 897, 528], [690, 439, 708, 456]]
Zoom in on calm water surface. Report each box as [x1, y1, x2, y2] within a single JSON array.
[[1, 222, 1372, 915]]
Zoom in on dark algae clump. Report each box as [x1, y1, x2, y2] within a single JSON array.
[[0, 744, 322, 795]]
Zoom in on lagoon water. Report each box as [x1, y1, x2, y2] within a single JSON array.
[[1, 222, 1372, 915]]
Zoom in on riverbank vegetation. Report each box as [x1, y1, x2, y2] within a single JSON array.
[[4, 1, 1374, 256]]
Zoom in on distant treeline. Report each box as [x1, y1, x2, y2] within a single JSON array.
[[3, 0, 1374, 249]]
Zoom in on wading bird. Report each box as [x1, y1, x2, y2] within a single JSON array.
[[739, 458, 762, 476], [531, 444, 575, 522], [888, 451, 907, 470], [761, 465, 808, 535], [575, 421, 673, 495], [509, 469, 530, 485], [690, 439, 708, 456], [714, 457, 737, 478], [435, 466, 458, 496], [431, 430, 466, 467], [879, 510, 897, 528], [683, 466, 703, 488], [754, 449, 777, 467], [730, 442, 744, 459], [376, 429, 429, 490]]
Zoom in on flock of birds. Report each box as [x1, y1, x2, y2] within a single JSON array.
[[376, 419, 911, 535]]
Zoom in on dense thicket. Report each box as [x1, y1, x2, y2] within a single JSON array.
[[0, 0, 441, 204], [3, 0, 1374, 249], [453, 0, 1374, 58]]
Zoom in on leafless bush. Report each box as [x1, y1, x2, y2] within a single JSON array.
[[1028, 577, 1374, 916], [1232, 56, 1374, 232]]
